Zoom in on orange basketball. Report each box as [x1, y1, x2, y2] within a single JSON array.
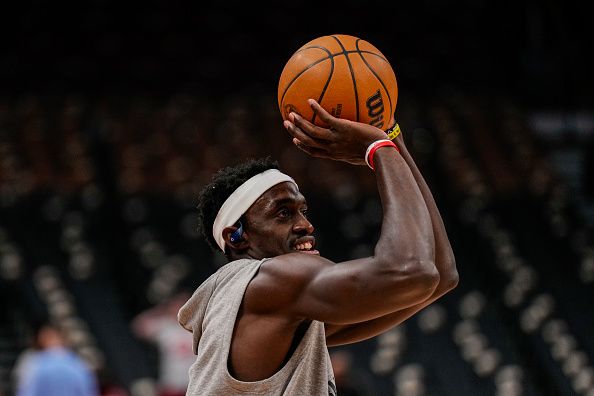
[[278, 34, 398, 130]]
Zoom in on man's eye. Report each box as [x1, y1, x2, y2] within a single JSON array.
[[300, 208, 308, 218], [278, 208, 290, 218]]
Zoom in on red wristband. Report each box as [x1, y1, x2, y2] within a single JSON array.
[[365, 139, 399, 170]]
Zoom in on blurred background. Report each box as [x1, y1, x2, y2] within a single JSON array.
[[0, 0, 593, 395]]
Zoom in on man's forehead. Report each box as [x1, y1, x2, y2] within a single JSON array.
[[251, 182, 305, 209]]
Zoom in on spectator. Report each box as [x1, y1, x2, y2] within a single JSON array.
[[15, 321, 99, 396], [131, 291, 195, 396]]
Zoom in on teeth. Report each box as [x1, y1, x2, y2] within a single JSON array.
[[294, 242, 312, 251]]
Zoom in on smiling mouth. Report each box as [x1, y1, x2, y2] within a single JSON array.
[[293, 241, 319, 255]]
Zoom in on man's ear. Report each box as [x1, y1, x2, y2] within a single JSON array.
[[222, 225, 249, 251]]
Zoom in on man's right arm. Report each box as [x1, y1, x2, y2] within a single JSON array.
[[393, 133, 458, 298], [322, 132, 458, 345], [246, 101, 439, 325]]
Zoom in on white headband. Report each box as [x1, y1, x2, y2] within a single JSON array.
[[212, 169, 297, 251]]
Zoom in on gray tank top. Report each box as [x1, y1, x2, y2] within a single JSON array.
[[178, 258, 336, 395]]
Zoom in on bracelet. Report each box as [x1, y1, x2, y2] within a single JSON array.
[[365, 139, 399, 170], [386, 123, 402, 140]]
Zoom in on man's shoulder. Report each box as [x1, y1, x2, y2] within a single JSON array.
[[195, 258, 260, 290], [249, 253, 334, 298], [216, 257, 266, 281], [243, 253, 333, 317], [199, 258, 268, 299], [260, 253, 334, 278]]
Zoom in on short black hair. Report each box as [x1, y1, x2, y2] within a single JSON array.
[[196, 157, 280, 252]]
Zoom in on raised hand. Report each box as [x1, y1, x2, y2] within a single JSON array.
[[283, 99, 387, 165]]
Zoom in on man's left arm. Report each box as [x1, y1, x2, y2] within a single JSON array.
[[325, 130, 458, 346]]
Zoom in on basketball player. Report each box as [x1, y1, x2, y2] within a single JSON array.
[[179, 99, 458, 395]]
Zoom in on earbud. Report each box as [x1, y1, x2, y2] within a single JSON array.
[[229, 221, 243, 243]]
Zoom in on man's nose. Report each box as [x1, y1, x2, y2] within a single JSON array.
[[294, 215, 314, 234]]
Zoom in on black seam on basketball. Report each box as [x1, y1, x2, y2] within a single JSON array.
[[353, 51, 388, 62], [355, 39, 393, 126], [331, 35, 359, 122], [312, 49, 334, 124], [279, 48, 334, 115], [298, 46, 388, 62], [294, 46, 332, 56]]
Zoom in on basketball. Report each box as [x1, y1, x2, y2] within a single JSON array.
[[278, 34, 398, 130]]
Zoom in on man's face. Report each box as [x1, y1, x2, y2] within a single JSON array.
[[242, 182, 318, 258]]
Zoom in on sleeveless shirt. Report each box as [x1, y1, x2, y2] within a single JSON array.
[[178, 258, 336, 395]]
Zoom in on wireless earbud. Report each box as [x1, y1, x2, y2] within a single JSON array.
[[229, 221, 244, 243]]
